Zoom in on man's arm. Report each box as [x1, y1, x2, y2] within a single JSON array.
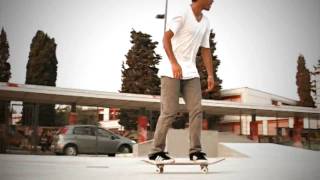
[[201, 47, 215, 92], [163, 30, 182, 79]]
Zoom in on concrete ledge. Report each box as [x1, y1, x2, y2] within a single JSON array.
[[133, 140, 153, 157], [133, 129, 218, 157], [166, 129, 218, 157]]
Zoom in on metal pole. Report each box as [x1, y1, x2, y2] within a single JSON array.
[[164, 0, 169, 32], [308, 115, 311, 149], [318, 114, 320, 129], [276, 113, 279, 144], [2, 101, 10, 153], [239, 110, 242, 135], [32, 104, 39, 153], [96, 107, 98, 156]]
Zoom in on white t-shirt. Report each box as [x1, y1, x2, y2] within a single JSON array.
[[158, 6, 211, 79]]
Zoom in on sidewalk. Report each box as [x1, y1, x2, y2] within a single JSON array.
[[1, 143, 320, 180]]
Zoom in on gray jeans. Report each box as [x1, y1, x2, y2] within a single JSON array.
[[150, 76, 203, 155]]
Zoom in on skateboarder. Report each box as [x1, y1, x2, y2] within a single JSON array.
[[148, 0, 215, 163]]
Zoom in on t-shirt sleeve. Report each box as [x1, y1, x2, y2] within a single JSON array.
[[166, 15, 184, 34], [201, 22, 211, 48]]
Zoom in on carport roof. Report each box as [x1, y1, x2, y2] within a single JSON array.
[[0, 82, 319, 118]]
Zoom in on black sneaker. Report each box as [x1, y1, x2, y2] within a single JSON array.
[[189, 151, 208, 163], [148, 152, 175, 164]]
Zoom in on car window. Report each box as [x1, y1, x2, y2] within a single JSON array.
[[96, 128, 113, 138], [73, 127, 94, 136]]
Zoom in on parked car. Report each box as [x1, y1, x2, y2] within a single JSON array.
[[51, 125, 136, 156]]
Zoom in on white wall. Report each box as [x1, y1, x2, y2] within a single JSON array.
[[304, 118, 320, 129], [289, 117, 294, 128]]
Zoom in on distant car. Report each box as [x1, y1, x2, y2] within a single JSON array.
[[51, 125, 136, 156]]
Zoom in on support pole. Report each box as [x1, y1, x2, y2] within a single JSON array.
[[250, 112, 258, 142]]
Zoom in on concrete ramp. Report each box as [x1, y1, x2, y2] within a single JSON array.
[[218, 132, 253, 143], [218, 143, 249, 158]]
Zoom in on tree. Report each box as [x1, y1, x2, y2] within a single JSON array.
[[0, 27, 11, 83], [119, 30, 161, 130], [22, 30, 58, 126], [196, 30, 223, 130], [196, 30, 223, 100], [296, 55, 315, 107], [76, 107, 99, 125], [55, 105, 70, 126], [0, 27, 11, 153], [0, 27, 11, 124]]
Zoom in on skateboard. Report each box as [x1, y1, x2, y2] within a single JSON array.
[[142, 158, 225, 174]]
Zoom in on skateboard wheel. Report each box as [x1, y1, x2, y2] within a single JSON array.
[[156, 166, 164, 173], [201, 166, 208, 174]]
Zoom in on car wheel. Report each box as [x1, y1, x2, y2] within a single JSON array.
[[107, 153, 116, 157], [118, 145, 132, 154], [64, 145, 78, 156]]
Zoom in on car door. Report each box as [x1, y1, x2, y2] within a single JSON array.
[[96, 128, 120, 154], [73, 127, 96, 153]]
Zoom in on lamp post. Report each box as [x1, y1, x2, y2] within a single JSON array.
[[156, 0, 169, 32]]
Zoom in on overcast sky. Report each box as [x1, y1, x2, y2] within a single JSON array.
[[0, 0, 319, 101]]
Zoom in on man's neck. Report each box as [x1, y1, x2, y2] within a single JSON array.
[[191, 3, 203, 17]]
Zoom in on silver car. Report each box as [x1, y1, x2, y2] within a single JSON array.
[[51, 125, 136, 156]]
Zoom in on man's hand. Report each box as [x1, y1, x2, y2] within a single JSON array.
[[205, 76, 215, 92], [171, 62, 183, 79]]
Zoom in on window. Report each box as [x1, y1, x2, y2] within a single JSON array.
[[96, 128, 113, 138], [73, 127, 94, 136], [271, 100, 278, 106]]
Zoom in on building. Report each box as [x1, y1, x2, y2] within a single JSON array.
[[219, 87, 320, 136], [98, 108, 122, 131], [98, 87, 320, 136]]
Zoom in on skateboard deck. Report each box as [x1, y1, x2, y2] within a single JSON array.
[[142, 158, 225, 173]]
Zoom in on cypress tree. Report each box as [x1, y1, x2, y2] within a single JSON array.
[[0, 27, 11, 124], [196, 30, 223, 100], [22, 30, 58, 126], [119, 30, 161, 130], [296, 54, 315, 107], [0, 27, 11, 82]]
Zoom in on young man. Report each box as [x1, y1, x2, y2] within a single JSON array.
[[148, 0, 215, 163]]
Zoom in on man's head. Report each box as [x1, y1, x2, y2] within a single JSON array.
[[192, 0, 214, 11]]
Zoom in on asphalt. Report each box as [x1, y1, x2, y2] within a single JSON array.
[[1, 143, 320, 180]]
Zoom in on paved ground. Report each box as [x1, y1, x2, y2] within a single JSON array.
[[1, 143, 320, 180]]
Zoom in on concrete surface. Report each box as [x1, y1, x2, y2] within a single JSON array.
[[1, 143, 320, 180]]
